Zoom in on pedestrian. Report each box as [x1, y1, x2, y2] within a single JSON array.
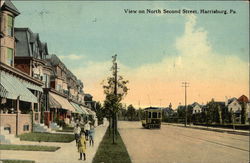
[[77, 131, 87, 161], [89, 124, 95, 146], [73, 124, 81, 145], [84, 121, 90, 141]]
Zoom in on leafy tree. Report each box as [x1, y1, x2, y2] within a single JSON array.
[[102, 55, 129, 143]]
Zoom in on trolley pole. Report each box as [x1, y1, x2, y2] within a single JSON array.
[[182, 82, 189, 127]]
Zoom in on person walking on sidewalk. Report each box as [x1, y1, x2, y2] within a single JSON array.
[[84, 121, 90, 141], [89, 124, 95, 146], [78, 131, 87, 161], [74, 124, 81, 145]]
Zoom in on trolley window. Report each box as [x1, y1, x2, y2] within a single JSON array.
[[148, 112, 151, 118], [158, 112, 161, 118], [152, 112, 157, 118]]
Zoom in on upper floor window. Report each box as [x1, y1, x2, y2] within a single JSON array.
[[7, 48, 14, 66], [7, 15, 14, 37]]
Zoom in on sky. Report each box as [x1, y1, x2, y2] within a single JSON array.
[[13, 1, 249, 109]]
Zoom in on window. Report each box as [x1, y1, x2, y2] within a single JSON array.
[[23, 124, 29, 131], [7, 48, 14, 66], [152, 112, 157, 118], [158, 112, 161, 118], [4, 125, 11, 134], [7, 15, 14, 36], [148, 112, 151, 118]]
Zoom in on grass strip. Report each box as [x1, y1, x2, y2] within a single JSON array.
[[93, 129, 131, 163], [0, 159, 35, 163], [0, 144, 60, 152], [18, 132, 74, 142]]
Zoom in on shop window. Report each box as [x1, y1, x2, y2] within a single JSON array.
[[23, 124, 29, 131], [7, 48, 14, 66]]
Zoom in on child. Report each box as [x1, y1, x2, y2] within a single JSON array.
[[89, 124, 95, 146], [78, 131, 87, 160]]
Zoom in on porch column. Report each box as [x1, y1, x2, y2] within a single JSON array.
[[38, 101, 41, 123], [31, 102, 34, 132], [16, 96, 20, 135]]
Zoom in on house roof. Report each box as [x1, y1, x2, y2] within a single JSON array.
[[15, 28, 45, 58], [227, 97, 238, 105], [238, 95, 249, 103], [1, 0, 20, 16]]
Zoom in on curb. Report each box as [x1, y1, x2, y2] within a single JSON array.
[[163, 123, 250, 136]]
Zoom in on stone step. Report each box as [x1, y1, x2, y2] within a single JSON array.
[[0, 134, 20, 144]]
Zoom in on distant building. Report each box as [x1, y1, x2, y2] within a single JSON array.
[[191, 102, 202, 114]]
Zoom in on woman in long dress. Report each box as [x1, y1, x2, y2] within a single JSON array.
[[78, 131, 87, 160]]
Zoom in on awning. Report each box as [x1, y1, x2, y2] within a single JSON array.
[[49, 92, 75, 112], [80, 105, 90, 115], [49, 94, 62, 108], [21, 80, 43, 92], [86, 108, 96, 116], [70, 102, 86, 114], [0, 71, 38, 103]]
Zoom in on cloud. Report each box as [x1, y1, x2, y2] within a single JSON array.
[[72, 14, 248, 109], [59, 54, 85, 60]]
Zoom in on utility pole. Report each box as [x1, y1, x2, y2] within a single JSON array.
[[112, 54, 117, 144], [182, 82, 189, 127]]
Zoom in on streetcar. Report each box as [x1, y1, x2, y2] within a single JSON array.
[[141, 107, 162, 129]]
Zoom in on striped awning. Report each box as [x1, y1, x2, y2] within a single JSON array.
[[70, 102, 86, 114], [49, 92, 75, 112], [49, 93, 62, 108], [0, 71, 38, 103], [80, 105, 91, 115], [21, 80, 43, 92]]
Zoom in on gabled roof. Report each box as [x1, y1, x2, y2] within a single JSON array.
[[227, 97, 238, 105], [238, 95, 249, 103], [1, 0, 20, 16]]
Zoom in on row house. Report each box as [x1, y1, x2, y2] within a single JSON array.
[[46, 54, 91, 126], [0, 0, 43, 135], [1, 1, 96, 135], [14, 27, 53, 129]]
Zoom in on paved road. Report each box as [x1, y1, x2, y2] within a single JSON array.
[[118, 121, 249, 163]]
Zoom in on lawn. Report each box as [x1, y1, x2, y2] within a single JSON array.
[[93, 129, 131, 163], [0, 160, 35, 163], [18, 132, 74, 142], [0, 144, 60, 152]]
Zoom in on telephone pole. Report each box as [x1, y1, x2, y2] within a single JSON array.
[[182, 82, 189, 127], [112, 54, 118, 144]]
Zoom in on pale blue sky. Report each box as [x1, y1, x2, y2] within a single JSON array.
[[13, 1, 249, 69]]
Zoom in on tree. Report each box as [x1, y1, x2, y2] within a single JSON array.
[[127, 104, 136, 121], [102, 55, 129, 144]]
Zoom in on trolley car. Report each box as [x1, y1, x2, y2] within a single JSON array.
[[141, 107, 162, 129]]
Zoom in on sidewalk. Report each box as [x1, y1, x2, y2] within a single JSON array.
[[163, 123, 249, 136], [0, 124, 108, 163]]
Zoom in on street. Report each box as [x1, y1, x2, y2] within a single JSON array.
[[118, 121, 249, 163]]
